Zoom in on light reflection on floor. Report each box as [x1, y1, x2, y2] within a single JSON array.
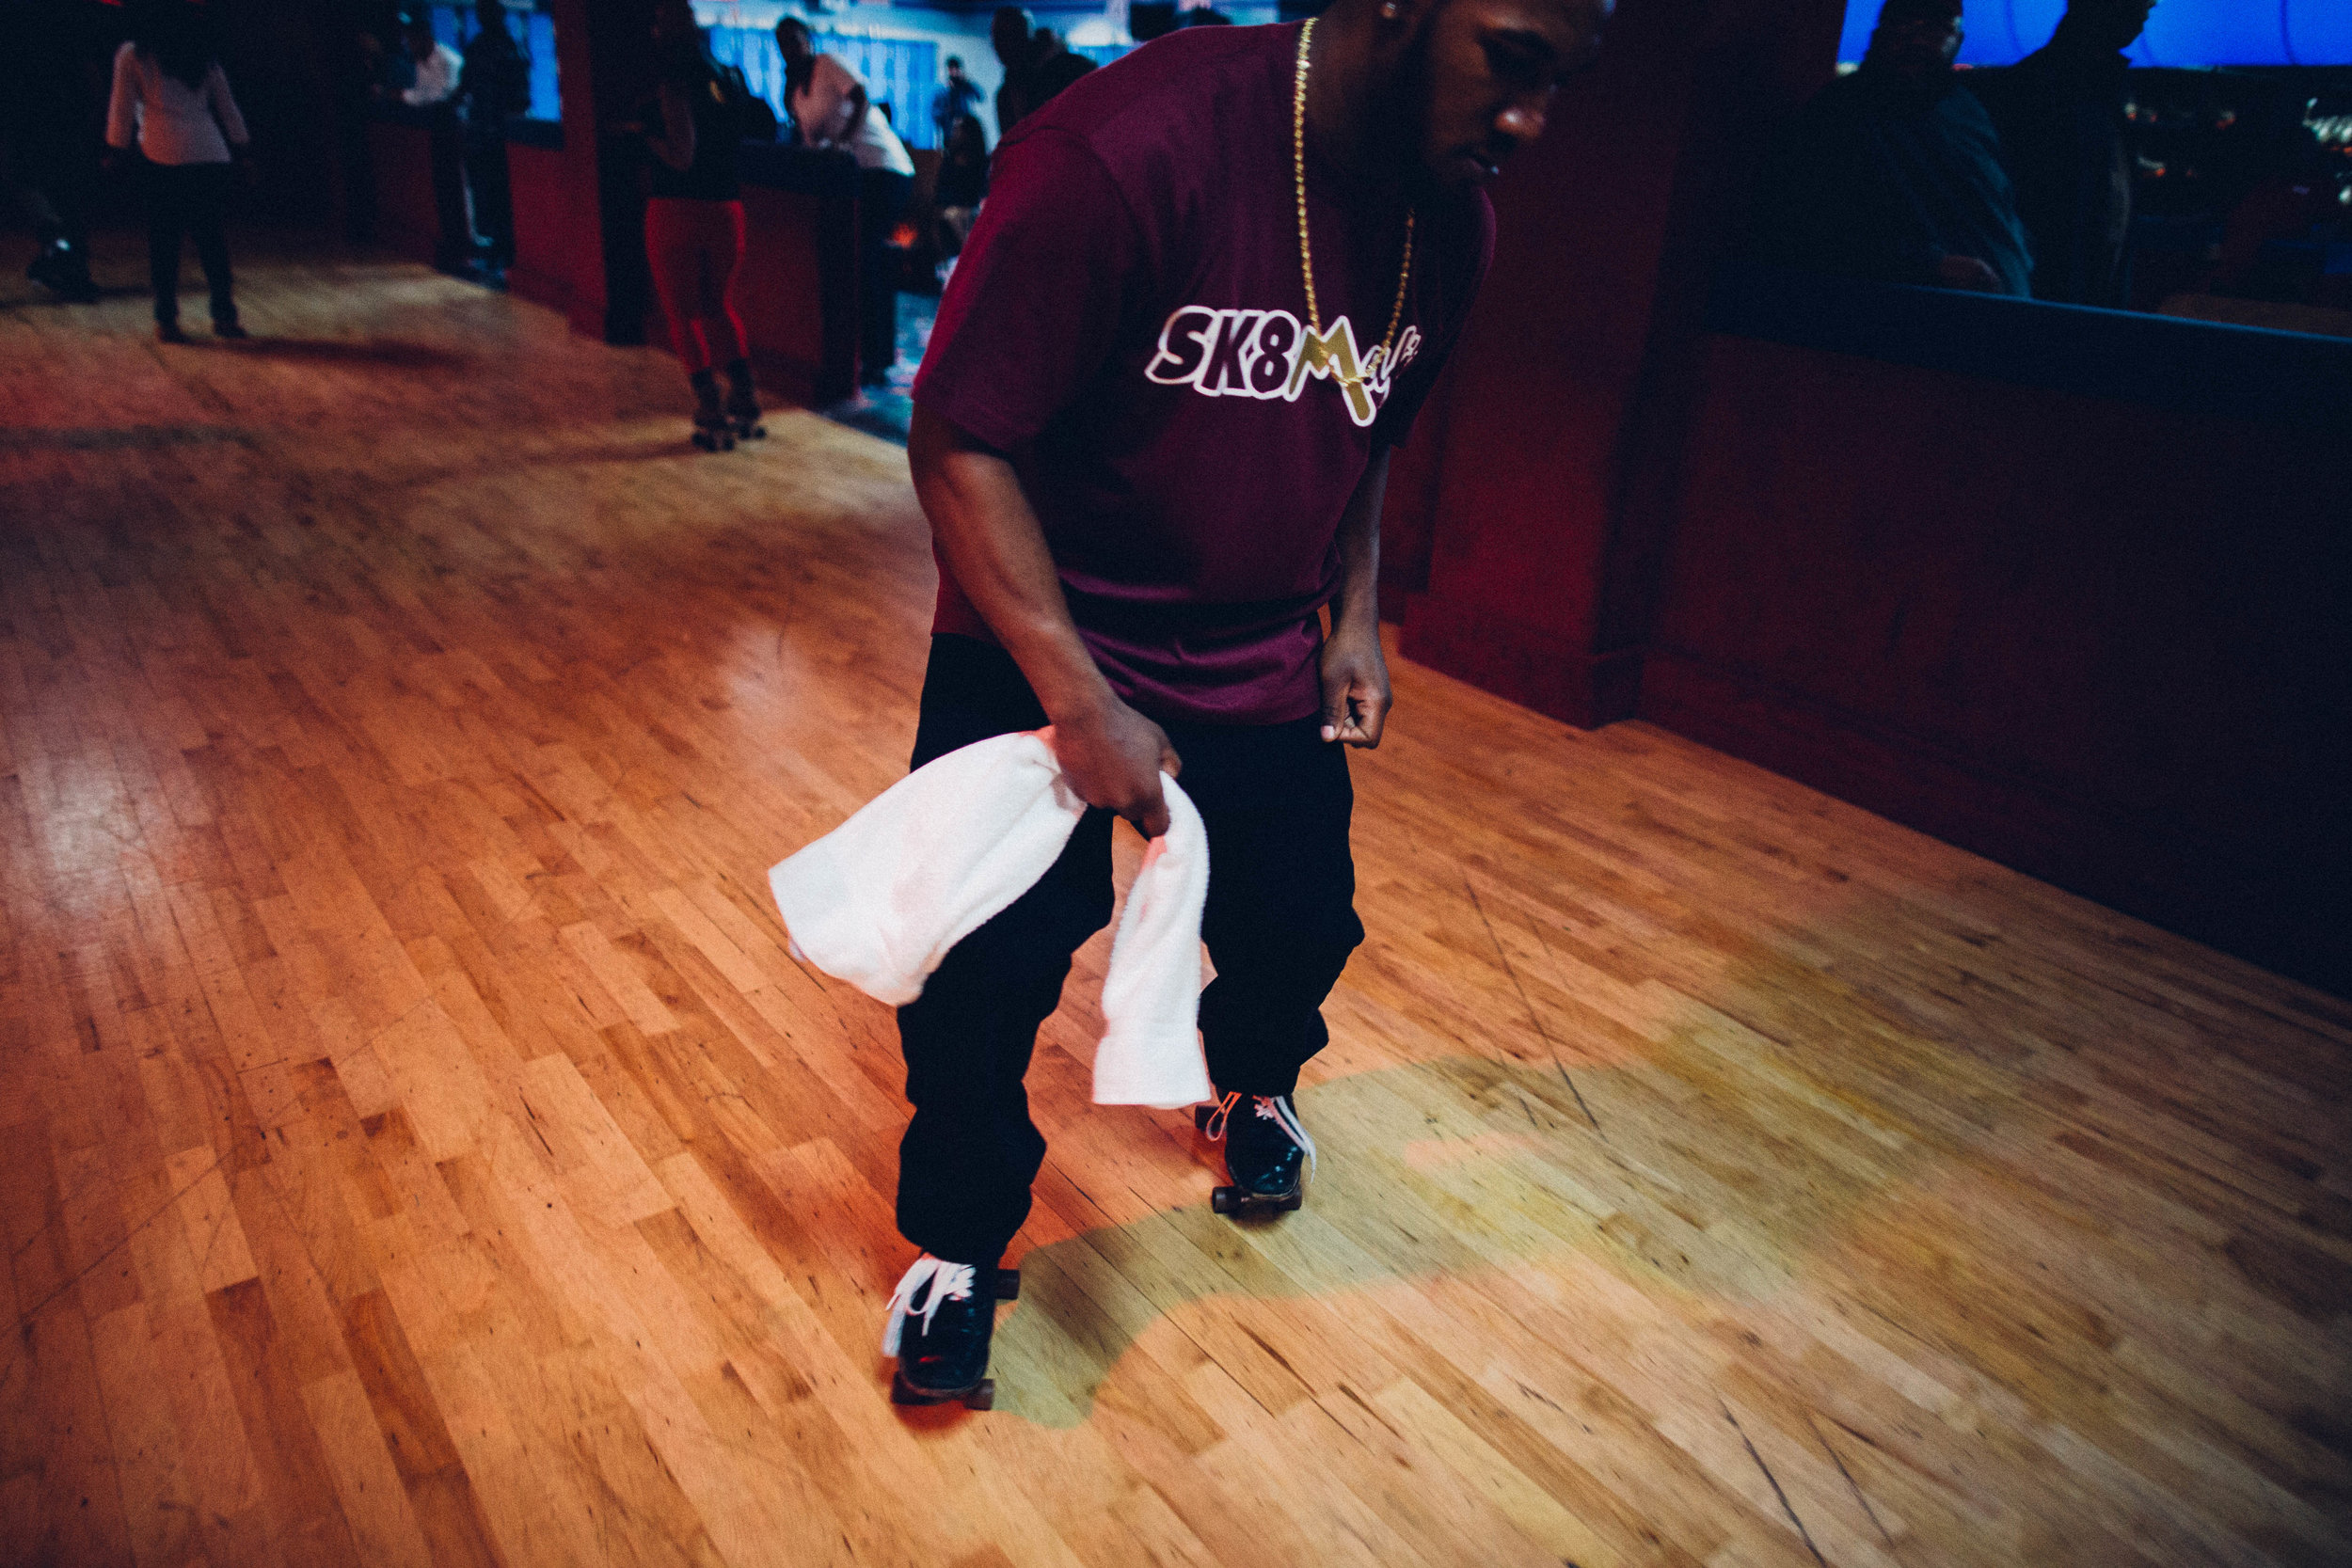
[[818, 290, 937, 447]]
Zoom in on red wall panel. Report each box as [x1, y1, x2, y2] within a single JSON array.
[[505, 142, 579, 318], [1371, 0, 2345, 989], [737, 183, 859, 408], [363, 122, 441, 268], [1388, 0, 1846, 725], [1645, 332, 2352, 990]]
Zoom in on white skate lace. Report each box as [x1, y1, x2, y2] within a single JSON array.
[[1201, 1091, 1317, 1176], [881, 1255, 976, 1357], [1256, 1094, 1318, 1176]]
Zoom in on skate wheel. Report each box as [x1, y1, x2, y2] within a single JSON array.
[[996, 1269, 1020, 1301], [892, 1370, 990, 1408], [1211, 1187, 1236, 1215]]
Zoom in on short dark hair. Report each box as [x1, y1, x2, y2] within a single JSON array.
[[946, 54, 962, 69], [1876, 0, 1962, 24]]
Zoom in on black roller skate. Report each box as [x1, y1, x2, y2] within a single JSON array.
[[689, 369, 734, 451], [27, 237, 100, 304], [1196, 1090, 1316, 1216], [723, 357, 766, 441], [882, 1255, 1020, 1409]]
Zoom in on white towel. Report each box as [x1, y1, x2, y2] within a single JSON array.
[[770, 731, 1213, 1109]]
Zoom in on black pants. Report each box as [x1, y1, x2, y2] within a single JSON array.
[[894, 635, 1364, 1266], [425, 109, 475, 270], [857, 168, 910, 385], [463, 126, 514, 268], [147, 163, 234, 326]]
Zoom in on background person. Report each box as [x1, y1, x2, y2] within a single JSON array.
[[931, 55, 984, 145], [389, 12, 482, 273], [456, 0, 531, 273], [358, 24, 416, 99], [776, 15, 915, 389], [1753, 0, 2031, 295], [398, 13, 462, 109], [932, 112, 988, 258], [107, 0, 251, 341], [3, 0, 108, 303], [1978, 0, 2153, 307], [643, 0, 763, 450], [988, 8, 1094, 139]]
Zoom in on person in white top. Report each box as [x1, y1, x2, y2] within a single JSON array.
[[379, 15, 485, 274], [399, 24, 464, 108], [775, 17, 914, 388], [106, 2, 250, 341]]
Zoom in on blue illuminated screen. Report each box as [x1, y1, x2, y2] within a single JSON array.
[[1837, 0, 2352, 67]]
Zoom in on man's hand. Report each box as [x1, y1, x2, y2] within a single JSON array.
[[1934, 253, 2003, 292], [1318, 626, 1391, 747], [1047, 698, 1183, 839], [911, 404, 1184, 832]]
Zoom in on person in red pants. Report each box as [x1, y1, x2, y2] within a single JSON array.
[[644, 0, 763, 450]]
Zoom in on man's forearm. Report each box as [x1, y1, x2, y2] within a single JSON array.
[[1330, 447, 1390, 637], [908, 404, 1117, 724]]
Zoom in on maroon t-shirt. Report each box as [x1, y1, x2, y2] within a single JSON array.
[[912, 22, 1494, 725]]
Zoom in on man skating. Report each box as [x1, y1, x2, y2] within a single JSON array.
[[886, 0, 1610, 1406]]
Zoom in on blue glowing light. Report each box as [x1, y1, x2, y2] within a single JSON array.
[[1837, 0, 2352, 67]]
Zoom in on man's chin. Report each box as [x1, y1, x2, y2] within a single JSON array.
[[1423, 150, 1502, 190]]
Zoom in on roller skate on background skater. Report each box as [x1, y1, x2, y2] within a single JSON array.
[[723, 356, 765, 441], [883, 1255, 1021, 1409], [641, 0, 757, 454], [28, 236, 100, 304], [1196, 1090, 1316, 1215], [688, 368, 733, 451]]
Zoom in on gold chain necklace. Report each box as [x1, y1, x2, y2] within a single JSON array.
[[1293, 18, 1415, 372]]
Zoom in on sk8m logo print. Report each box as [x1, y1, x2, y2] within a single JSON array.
[[1144, 306, 1422, 428]]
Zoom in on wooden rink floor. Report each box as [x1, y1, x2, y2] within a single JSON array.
[[3, 248, 2347, 1568]]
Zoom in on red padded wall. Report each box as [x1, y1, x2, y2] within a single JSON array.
[[1644, 333, 2352, 990], [737, 184, 860, 408], [1385, 0, 1845, 725], [363, 122, 441, 268], [505, 142, 580, 317]]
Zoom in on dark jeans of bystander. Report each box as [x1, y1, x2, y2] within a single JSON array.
[[146, 161, 234, 327], [857, 167, 911, 386]]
